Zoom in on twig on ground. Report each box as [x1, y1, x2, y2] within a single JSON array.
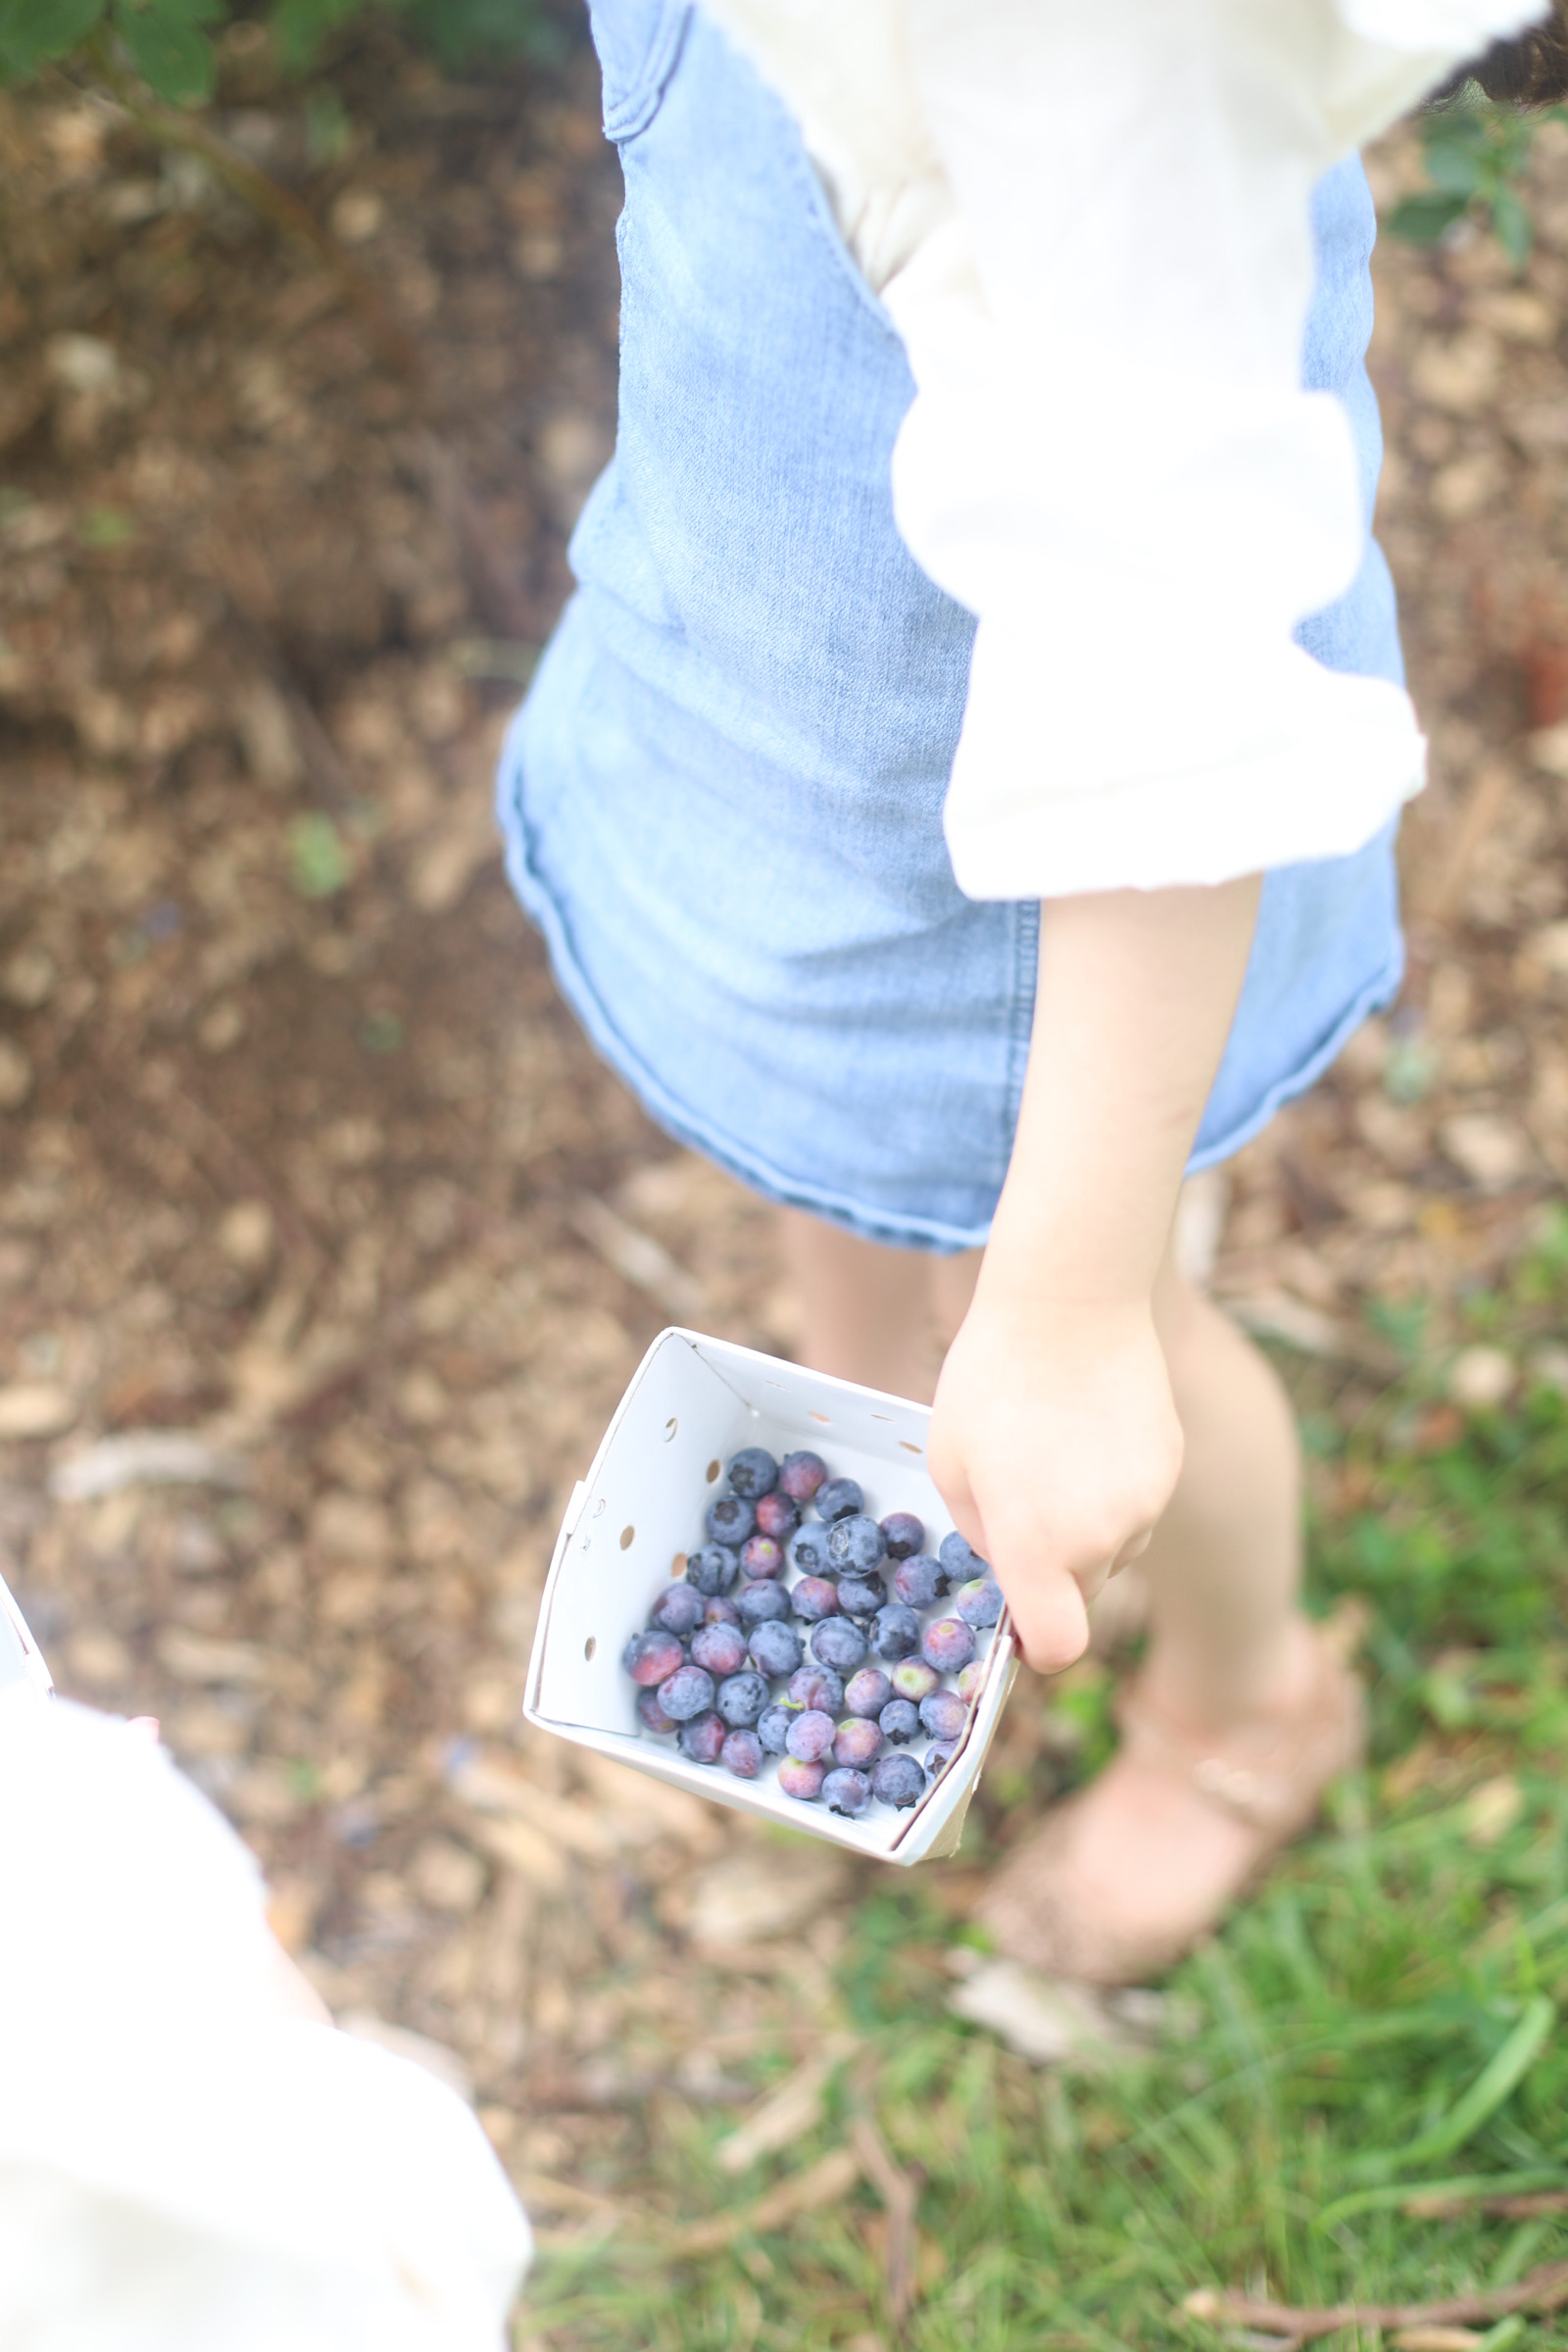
[[851, 2114, 919, 2326], [666, 2147, 860, 2256], [1182, 2258, 1568, 2345], [566, 1194, 706, 1321]]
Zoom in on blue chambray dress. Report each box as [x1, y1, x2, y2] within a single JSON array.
[[496, 0, 1405, 1252]]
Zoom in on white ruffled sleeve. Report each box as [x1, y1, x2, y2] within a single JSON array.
[[886, 0, 1544, 899]]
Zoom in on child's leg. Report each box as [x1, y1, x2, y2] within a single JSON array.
[[779, 1208, 938, 1398]]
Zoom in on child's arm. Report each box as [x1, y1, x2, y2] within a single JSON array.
[[927, 874, 1260, 1673]]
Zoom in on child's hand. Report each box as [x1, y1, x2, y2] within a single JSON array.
[[928, 1288, 1184, 1673]]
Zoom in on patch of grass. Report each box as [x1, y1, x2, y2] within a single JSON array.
[[522, 1257, 1568, 2349]]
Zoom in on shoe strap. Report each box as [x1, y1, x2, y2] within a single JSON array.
[[1115, 1642, 1347, 1833]]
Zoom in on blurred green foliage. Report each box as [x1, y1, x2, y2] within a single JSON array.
[[1391, 85, 1568, 268]]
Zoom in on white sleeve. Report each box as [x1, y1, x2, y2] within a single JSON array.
[[885, 0, 1544, 900], [0, 1695, 531, 2351]]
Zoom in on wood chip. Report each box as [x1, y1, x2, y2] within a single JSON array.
[[715, 2034, 858, 2174], [667, 2146, 860, 2256]]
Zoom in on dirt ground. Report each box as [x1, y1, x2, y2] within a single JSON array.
[[2, 18, 1568, 2269]]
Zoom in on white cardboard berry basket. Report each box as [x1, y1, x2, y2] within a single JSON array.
[[523, 1328, 1017, 1864]]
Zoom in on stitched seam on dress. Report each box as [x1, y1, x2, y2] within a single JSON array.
[[603, 0, 693, 144], [1001, 897, 1039, 1174]]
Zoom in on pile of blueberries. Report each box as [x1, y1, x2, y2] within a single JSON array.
[[620, 1446, 1004, 1822]]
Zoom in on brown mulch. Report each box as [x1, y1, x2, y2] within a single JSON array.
[[0, 30, 1566, 2203]]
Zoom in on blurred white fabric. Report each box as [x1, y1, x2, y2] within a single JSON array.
[[0, 1691, 531, 2350]]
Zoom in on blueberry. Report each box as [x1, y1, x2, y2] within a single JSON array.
[[955, 1577, 1004, 1629], [843, 1666, 893, 1718], [939, 1530, 987, 1580], [622, 1630, 686, 1688], [890, 1554, 944, 1611], [878, 1696, 920, 1744], [721, 1728, 764, 1778], [871, 1752, 925, 1809], [924, 1739, 959, 1781], [814, 1476, 863, 1523], [707, 1495, 756, 1549], [755, 1489, 801, 1542], [791, 1575, 840, 1624], [810, 1617, 866, 1675], [786, 1709, 836, 1762], [826, 1514, 885, 1575], [679, 1709, 726, 1765], [690, 1621, 747, 1679], [890, 1657, 938, 1701], [869, 1603, 920, 1663], [836, 1571, 887, 1620], [741, 1533, 787, 1580], [703, 1594, 741, 1627], [822, 1766, 870, 1818], [789, 1522, 837, 1578], [737, 1579, 791, 1627], [637, 1688, 679, 1735], [778, 1449, 828, 1502], [920, 1688, 966, 1740], [657, 1663, 715, 1721], [686, 1545, 739, 1598], [650, 1583, 705, 1639], [920, 1617, 976, 1673], [833, 1716, 883, 1769], [778, 1756, 826, 1801], [879, 1511, 925, 1559], [757, 1700, 799, 1754], [727, 1446, 778, 1499], [788, 1664, 844, 1714], [717, 1669, 769, 1728], [957, 1660, 987, 1707], [748, 1619, 804, 1679]]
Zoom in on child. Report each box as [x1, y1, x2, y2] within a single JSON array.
[[498, 1, 1555, 1981]]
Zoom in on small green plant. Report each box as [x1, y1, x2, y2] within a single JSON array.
[[1390, 85, 1568, 268]]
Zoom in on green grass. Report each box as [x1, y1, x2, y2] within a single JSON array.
[[522, 1241, 1568, 2350]]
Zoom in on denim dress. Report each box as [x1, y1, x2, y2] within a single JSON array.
[[496, 0, 1405, 1252]]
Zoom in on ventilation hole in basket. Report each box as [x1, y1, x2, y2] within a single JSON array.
[[671, 1551, 687, 1579], [663, 1416, 678, 1442], [619, 1525, 635, 1550], [870, 1412, 891, 1423], [706, 1459, 720, 1484], [592, 1496, 606, 1517], [808, 1411, 830, 1425], [900, 1440, 923, 1454], [583, 1636, 597, 1661]]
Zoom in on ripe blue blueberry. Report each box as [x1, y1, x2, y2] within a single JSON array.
[[788, 1664, 844, 1714], [920, 1688, 967, 1741], [789, 1522, 837, 1577], [878, 1696, 920, 1744], [778, 1449, 828, 1502], [955, 1577, 1004, 1629], [748, 1619, 804, 1679], [836, 1571, 887, 1620], [737, 1579, 791, 1627], [657, 1663, 715, 1721], [721, 1728, 764, 1778], [791, 1575, 840, 1624], [879, 1511, 925, 1559], [622, 1630, 686, 1688], [707, 1494, 756, 1549], [826, 1514, 885, 1575], [843, 1666, 893, 1718], [814, 1476, 863, 1523], [637, 1688, 679, 1735], [727, 1446, 778, 1499], [920, 1616, 976, 1673], [755, 1489, 801, 1541], [869, 1602, 920, 1662], [778, 1756, 826, 1800], [871, 1752, 925, 1809], [786, 1709, 836, 1762], [686, 1545, 738, 1598], [650, 1583, 705, 1639], [703, 1593, 741, 1626], [810, 1617, 867, 1675], [822, 1766, 870, 1818], [679, 1709, 726, 1765], [890, 1657, 938, 1702], [757, 1700, 800, 1754], [924, 1739, 959, 1781], [716, 1669, 769, 1728], [833, 1716, 883, 1769], [939, 1530, 987, 1580], [890, 1554, 944, 1610], [690, 1620, 747, 1679], [741, 1533, 786, 1580]]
